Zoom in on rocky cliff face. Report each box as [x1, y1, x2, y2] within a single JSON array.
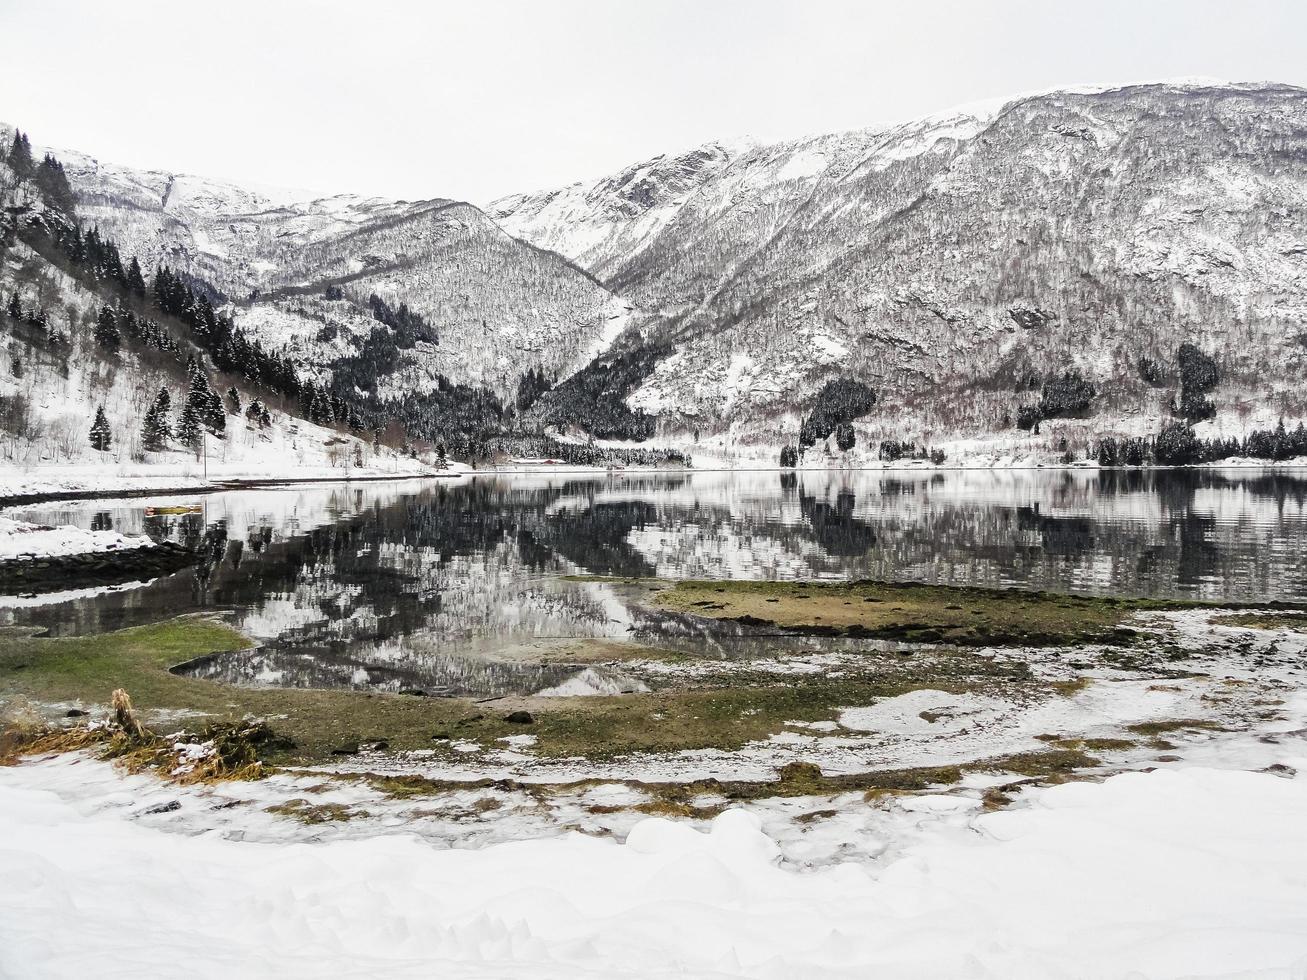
[[497, 82, 1307, 450]]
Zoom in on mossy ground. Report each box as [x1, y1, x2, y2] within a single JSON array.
[[0, 574, 1250, 784], [642, 579, 1210, 646], [0, 615, 1032, 765]]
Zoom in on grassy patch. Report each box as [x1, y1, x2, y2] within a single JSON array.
[[0, 615, 1026, 766], [1125, 718, 1226, 736], [644, 579, 1203, 646], [266, 799, 360, 824]]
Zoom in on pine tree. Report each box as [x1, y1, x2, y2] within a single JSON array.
[[259, 405, 271, 428], [142, 388, 173, 452], [34, 153, 76, 214], [6, 293, 20, 320], [435, 443, 448, 469], [94, 306, 121, 353], [835, 422, 856, 452], [126, 257, 146, 297], [204, 389, 226, 435], [245, 398, 263, 424], [176, 397, 203, 453], [7, 131, 33, 178], [226, 387, 241, 415], [89, 407, 112, 452]]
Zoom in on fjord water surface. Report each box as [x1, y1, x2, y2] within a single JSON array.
[[4, 469, 1304, 693]]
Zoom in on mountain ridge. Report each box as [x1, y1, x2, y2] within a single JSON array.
[[5, 78, 1307, 467]]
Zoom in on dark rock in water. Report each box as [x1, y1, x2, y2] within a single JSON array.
[[398, 689, 427, 697], [431, 733, 451, 741], [0, 540, 198, 594], [143, 800, 181, 815], [370, 740, 390, 751], [330, 743, 360, 756], [65, 708, 87, 718], [505, 710, 535, 725]]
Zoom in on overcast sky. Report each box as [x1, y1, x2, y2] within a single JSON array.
[[2, 0, 1304, 204]]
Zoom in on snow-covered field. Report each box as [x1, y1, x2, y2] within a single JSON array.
[[3, 750, 1305, 978], [3, 611, 1307, 978]]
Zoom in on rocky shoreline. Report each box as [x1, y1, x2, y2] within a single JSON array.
[[0, 541, 197, 593]]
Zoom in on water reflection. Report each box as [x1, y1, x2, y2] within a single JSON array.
[[3, 468, 1305, 692]]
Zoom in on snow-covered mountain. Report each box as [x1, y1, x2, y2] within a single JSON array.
[[496, 81, 1307, 453], [14, 132, 632, 395], [6, 80, 1307, 465]]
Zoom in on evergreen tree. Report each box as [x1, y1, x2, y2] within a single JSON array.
[[10, 355, 23, 379], [6, 293, 20, 320], [7, 131, 33, 178], [435, 443, 448, 468], [258, 404, 271, 428], [34, 153, 76, 214], [835, 422, 856, 452], [142, 388, 173, 452], [204, 388, 225, 435], [226, 386, 241, 415], [245, 398, 263, 424], [94, 306, 121, 353], [779, 445, 799, 468], [126, 257, 146, 297], [89, 407, 112, 452], [176, 397, 203, 453]]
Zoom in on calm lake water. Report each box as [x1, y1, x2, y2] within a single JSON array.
[[4, 469, 1306, 694]]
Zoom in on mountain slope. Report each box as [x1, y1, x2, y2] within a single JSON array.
[[19, 131, 632, 395], [501, 82, 1307, 454]]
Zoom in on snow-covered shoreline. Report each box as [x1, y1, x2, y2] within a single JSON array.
[[0, 463, 462, 505], [4, 457, 1306, 508], [0, 515, 154, 562]]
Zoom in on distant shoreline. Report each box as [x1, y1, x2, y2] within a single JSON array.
[[4, 460, 1306, 510]]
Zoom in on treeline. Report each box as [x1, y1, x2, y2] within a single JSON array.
[[5, 291, 70, 350], [798, 378, 877, 449], [878, 440, 947, 465], [1016, 370, 1096, 431], [484, 434, 689, 469], [530, 343, 670, 441], [7, 132, 349, 433], [1098, 420, 1307, 466], [6, 131, 77, 215]]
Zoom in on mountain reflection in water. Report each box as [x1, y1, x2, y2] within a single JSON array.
[[4, 468, 1304, 692]]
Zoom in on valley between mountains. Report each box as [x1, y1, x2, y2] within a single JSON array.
[[3, 79, 1307, 484]]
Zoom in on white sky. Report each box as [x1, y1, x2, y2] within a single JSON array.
[[1, 0, 1304, 205]]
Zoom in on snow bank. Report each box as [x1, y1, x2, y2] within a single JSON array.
[[2, 762, 1306, 978], [0, 516, 153, 561]]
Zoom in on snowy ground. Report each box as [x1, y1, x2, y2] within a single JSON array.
[[0, 515, 153, 561], [2, 730, 1305, 978], [0, 457, 459, 500], [3, 612, 1307, 977]]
